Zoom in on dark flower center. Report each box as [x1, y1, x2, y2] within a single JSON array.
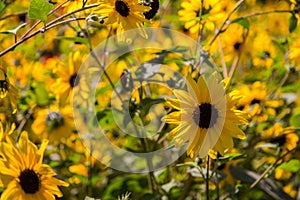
[[262, 51, 271, 59], [46, 111, 64, 130], [250, 98, 261, 105], [0, 80, 9, 96], [143, 0, 159, 20], [234, 42, 242, 51], [192, 103, 219, 129], [269, 134, 286, 147], [69, 73, 80, 88], [19, 169, 40, 194], [115, 0, 130, 17]]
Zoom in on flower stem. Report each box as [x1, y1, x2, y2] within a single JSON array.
[[209, 0, 245, 46], [206, 156, 210, 200]]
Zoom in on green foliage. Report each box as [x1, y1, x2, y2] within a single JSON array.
[[231, 18, 250, 30], [28, 0, 53, 21], [102, 175, 150, 199], [290, 107, 300, 127], [277, 159, 300, 172], [32, 82, 50, 106], [289, 13, 298, 33], [0, 1, 5, 14]]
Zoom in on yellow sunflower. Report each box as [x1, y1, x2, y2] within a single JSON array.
[[0, 132, 68, 199], [0, 66, 18, 114], [94, 0, 150, 40], [0, 122, 16, 142], [260, 123, 298, 152], [250, 29, 277, 68], [163, 73, 247, 159], [178, 0, 215, 34], [51, 52, 89, 105], [236, 81, 284, 122], [31, 104, 75, 144]]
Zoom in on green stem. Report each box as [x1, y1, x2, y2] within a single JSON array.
[[206, 156, 210, 200], [239, 9, 291, 20], [250, 148, 296, 189], [215, 157, 220, 200], [209, 0, 245, 46]]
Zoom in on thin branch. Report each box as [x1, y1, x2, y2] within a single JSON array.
[[228, 55, 240, 78], [240, 9, 291, 19], [0, 11, 27, 21], [217, 35, 228, 78], [209, 0, 245, 46], [0, 17, 85, 57], [0, 3, 99, 57], [20, 0, 70, 39], [250, 148, 296, 189], [46, 3, 99, 28]]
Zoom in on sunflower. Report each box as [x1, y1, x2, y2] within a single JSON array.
[[94, 0, 150, 40], [0, 66, 18, 114], [210, 23, 247, 63], [51, 52, 90, 105], [236, 81, 284, 122], [163, 73, 247, 159], [31, 104, 75, 144], [260, 123, 298, 152], [178, 0, 214, 34], [0, 122, 16, 142], [250, 29, 277, 68], [0, 131, 68, 199], [178, 0, 234, 35]]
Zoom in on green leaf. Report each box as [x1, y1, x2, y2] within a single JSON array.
[[0, 1, 5, 14], [290, 113, 300, 127], [277, 159, 300, 172], [28, 0, 53, 21], [290, 107, 300, 127], [218, 153, 246, 164], [231, 18, 250, 30], [281, 83, 300, 92], [32, 82, 49, 106], [289, 13, 298, 33]]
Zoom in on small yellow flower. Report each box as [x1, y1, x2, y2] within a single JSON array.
[[51, 52, 90, 105], [31, 104, 75, 144], [261, 123, 299, 151], [283, 182, 297, 198], [250, 29, 277, 68], [0, 132, 69, 199], [0, 66, 18, 114], [237, 81, 284, 122], [0, 122, 16, 142]]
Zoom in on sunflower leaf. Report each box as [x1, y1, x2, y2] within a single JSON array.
[[0, 1, 5, 14], [231, 17, 250, 30], [290, 113, 300, 127], [28, 0, 53, 21], [289, 13, 298, 33], [276, 159, 300, 172]]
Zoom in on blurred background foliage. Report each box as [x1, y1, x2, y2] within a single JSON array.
[[0, 0, 300, 199]]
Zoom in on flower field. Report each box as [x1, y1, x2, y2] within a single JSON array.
[[0, 0, 300, 199]]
